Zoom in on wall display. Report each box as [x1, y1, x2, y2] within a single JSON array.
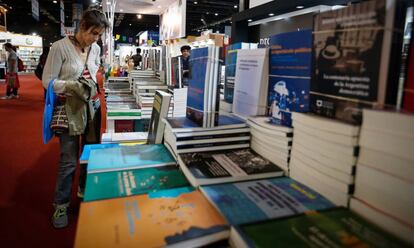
[[311, 0, 406, 124], [160, 0, 187, 40]]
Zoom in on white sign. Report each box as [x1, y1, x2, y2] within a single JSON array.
[[249, 0, 272, 9], [64, 27, 75, 37], [31, 0, 39, 21], [159, 0, 186, 40], [0, 32, 43, 47]]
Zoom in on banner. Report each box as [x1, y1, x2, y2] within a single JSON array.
[[31, 0, 39, 21], [159, 0, 186, 40]]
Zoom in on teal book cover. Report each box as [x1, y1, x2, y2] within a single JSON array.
[[84, 166, 189, 202], [201, 177, 334, 225], [87, 144, 176, 173], [237, 208, 411, 248], [80, 143, 120, 163]]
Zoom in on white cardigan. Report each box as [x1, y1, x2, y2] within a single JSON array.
[[42, 36, 100, 93]]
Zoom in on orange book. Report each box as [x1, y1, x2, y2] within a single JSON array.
[[74, 187, 229, 248]]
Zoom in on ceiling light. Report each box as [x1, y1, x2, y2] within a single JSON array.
[[248, 19, 252, 22], [296, 6, 304, 9], [137, 14, 142, 19], [120, 9, 123, 12], [91, 0, 96, 3], [234, 5, 237, 8], [269, 13, 274, 16], [215, 13, 218, 16], [129, 23, 131, 26], [53, 0, 57, 3], [156, 25, 159, 27], [194, 1, 198, 4]]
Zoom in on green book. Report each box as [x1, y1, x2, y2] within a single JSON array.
[[107, 112, 141, 117], [231, 208, 411, 248], [84, 166, 189, 202]]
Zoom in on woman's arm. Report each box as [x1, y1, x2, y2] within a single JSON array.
[[42, 42, 65, 93]]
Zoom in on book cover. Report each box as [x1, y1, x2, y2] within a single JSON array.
[[186, 47, 210, 127], [147, 90, 172, 144], [178, 149, 284, 186], [84, 166, 189, 202], [201, 177, 334, 225], [311, 0, 406, 124], [268, 30, 312, 127], [87, 144, 176, 173], [224, 43, 251, 103], [234, 208, 410, 248], [233, 49, 269, 118], [75, 187, 229, 248], [80, 143, 120, 164]]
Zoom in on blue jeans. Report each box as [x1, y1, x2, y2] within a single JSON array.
[[53, 133, 87, 206]]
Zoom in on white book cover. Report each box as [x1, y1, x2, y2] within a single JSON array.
[[233, 49, 269, 118]]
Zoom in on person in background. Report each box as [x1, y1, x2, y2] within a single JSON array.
[[35, 46, 50, 98], [131, 48, 142, 68], [42, 9, 109, 229], [180, 45, 191, 86], [1, 43, 20, 99]]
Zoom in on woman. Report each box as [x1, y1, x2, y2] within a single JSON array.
[[42, 9, 109, 229], [1, 43, 20, 99]]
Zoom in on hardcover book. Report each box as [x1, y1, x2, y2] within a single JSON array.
[[147, 90, 172, 144], [87, 144, 176, 173], [84, 166, 189, 202], [231, 208, 410, 248], [165, 114, 246, 133], [311, 0, 406, 124], [200, 177, 334, 225], [268, 29, 312, 127], [80, 143, 120, 164], [177, 149, 284, 187], [75, 187, 229, 248]]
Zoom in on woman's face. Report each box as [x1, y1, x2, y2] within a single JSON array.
[[79, 26, 105, 46]]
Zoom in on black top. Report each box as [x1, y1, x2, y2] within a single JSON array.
[[131, 54, 142, 67]]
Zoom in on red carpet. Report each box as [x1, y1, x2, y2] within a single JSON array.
[[0, 75, 79, 247]]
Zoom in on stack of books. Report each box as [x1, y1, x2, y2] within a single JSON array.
[[289, 112, 360, 206], [351, 109, 414, 244], [104, 77, 132, 94], [169, 87, 187, 118], [136, 84, 170, 119], [163, 114, 250, 158], [247, 116, 293, 172]]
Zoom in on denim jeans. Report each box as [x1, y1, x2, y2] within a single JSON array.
[[53, 133, 86, 206]]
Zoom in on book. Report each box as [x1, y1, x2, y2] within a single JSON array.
[[231, 208, 410, 248], [200, 177, 334, 226], [247, 116, 293, 135], [84, 166, 189, 202], [224, 43, 253, 104], [186, 46, 220, 127], [87, 144, 176, 173], [177, 149, 284, 187], [350, 198, 414, 245], [101, 132, 148, 144], [233, 48, 269, 118], [147, 90, 172, 144], [75, 187, 229, 248], [80, 143, 120, 164], [292, 112, 360, 136], [362, 109, 414, 138], [268, 29, 312, 127], [311, 0, 407, 124], [165, 114, 246, 133]]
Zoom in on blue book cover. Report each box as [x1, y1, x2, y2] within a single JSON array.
[[80, 143, 120, 164], [224, 43, 243, 103], [268, 29, 312, 127], [87, 144, 176, 173], [186, 47, 209, 127], [166, 114, 246, 132], [201, 177, 334, 225]]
